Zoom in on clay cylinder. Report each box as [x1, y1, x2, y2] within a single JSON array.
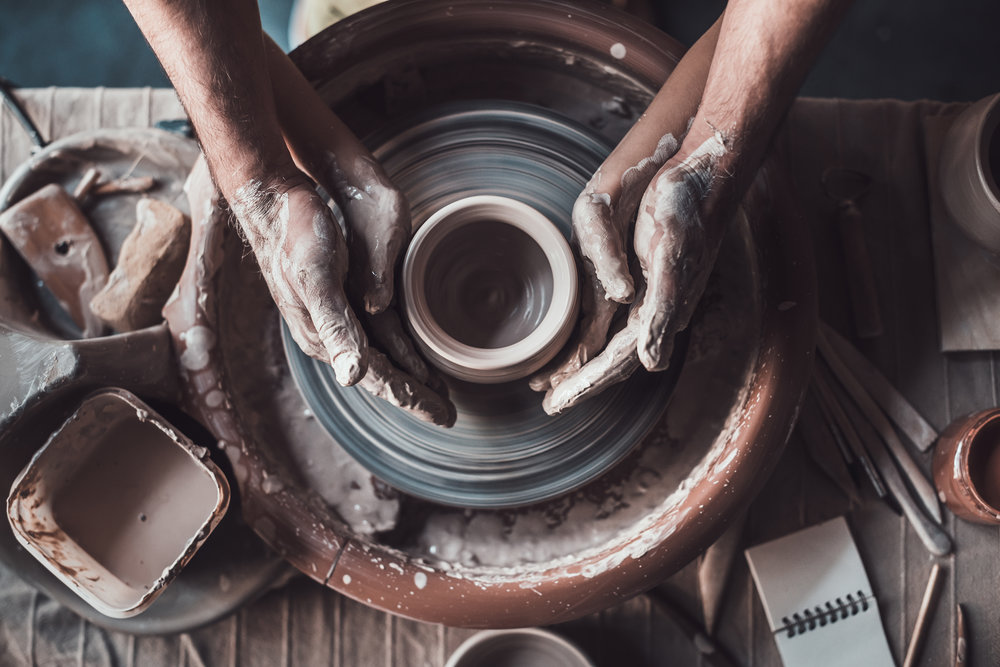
[[932, 407, 1000, 525], [402, 195, 578, 383], [939, 93, 1000, 254]]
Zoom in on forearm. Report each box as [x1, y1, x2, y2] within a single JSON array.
[[696, 0, 851, 164], [123, 0, 296, 196]]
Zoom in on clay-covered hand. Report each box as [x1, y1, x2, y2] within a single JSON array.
[[542, 122, 733, 414], [229, 175, 368, 386], [531, 17, 722, 407], [263, 38, 455, 426]]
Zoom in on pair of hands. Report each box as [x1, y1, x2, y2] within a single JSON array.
[[234, 25, 733, 427], [128, 0, 844, 427]]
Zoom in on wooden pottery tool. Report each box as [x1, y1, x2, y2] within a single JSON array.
[[933, 408, 1000, 524], [698, 510, 749, 636], [0, 168, 109, 337], [0, 77, 47, 151], [902, 562, 944, 667], [955, 603, 967, 666], [820, 322, 937, 451], [7, 389, 230, 618], [798, 390, 862, 503], [827, 370, 952, 555], [821, 167, 882, 338], [646, 588, 740, 667], [812, 367, 888, 499], [817, 328, 942, 523]]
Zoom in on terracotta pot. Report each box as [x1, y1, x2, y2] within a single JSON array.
[[933, 408, 1000, 525], [165, 0, 817, 627]]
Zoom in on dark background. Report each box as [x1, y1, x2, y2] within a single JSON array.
[[0, 0, 997, 101]]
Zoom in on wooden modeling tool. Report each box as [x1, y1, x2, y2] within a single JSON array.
[[698, 510, 749, 636], [839, 385, 952, 555], [822, 168, 882, 338], [817, 328, 941, 523], [812, 368, 888, 498], [647, 588, 739, 667], [0, 167, 109, 337], [955, 603, 967, 666], [798, 391, 862, 503], [903, 563, 943, 667], [0, 76, 47, 150], [820, 322, 937, 451]]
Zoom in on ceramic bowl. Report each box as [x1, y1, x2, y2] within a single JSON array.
[[445, 629, 593, 667], [402, 195, 578, 384], [933, 408, 1000, 525], [939, 93, 1000, 254]]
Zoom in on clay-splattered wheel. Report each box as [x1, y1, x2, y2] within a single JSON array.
[[168, 0, 816, 627]]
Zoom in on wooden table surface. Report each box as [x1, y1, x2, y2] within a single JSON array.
[[0, 88, 996, 667]]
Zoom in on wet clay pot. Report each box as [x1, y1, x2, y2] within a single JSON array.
[[165, 0, 817, 627], [933, 408, 1000, 525]]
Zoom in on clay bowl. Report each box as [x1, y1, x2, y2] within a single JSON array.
[[164, 0, 816, 627], [933, 408, 1000, 525], [402, 194, 579, 384]]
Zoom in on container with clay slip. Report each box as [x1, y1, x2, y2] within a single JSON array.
[[6, 389, 230, 618], [933, 408, 1000, 525]]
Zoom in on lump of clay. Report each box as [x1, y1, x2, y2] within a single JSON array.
[[0, 183, 109, 337], [90, 198, 190, 332]]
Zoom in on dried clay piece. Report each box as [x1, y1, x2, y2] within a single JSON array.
[[90, 198, 190, 332], [0, 182, 109, 337]]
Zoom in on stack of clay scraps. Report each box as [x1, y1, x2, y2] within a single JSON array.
[[0, 168, 189, 336]]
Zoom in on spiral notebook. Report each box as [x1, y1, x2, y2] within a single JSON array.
[[745, 517, 895, 667]]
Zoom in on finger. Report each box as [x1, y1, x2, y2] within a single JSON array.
[[300, 271, 369, 386], [529, 263, 619, 392], [359, 350, 457, 427], [542, 324, 641, 415], [263, 36, 410, 315], [340, 159, 409, 314], [636, 135, 725, 371], [282, 298, 328, 360], [366, 308, 433, 386], [572, 178, 634, 304]]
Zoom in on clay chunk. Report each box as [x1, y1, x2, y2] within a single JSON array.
[[0, 183, 109, 337], [90, 198, 190, 332]]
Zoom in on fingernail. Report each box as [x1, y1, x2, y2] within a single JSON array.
[[333, 352, 364, 386], [604, 274, 635, 304]]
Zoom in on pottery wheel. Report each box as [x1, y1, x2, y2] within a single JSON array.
[[284, 102, 685, 508]]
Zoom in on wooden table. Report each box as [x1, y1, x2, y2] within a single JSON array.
[[0, 89, 996, 667]]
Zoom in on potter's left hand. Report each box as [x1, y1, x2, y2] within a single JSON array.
[[539, 120, 735, 414], [535, 0, 850, 413]]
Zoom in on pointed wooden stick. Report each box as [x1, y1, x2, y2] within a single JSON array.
[[903, 563, 944, 667]]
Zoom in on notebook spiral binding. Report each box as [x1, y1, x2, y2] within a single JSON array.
[[779, 591, 872, 638]]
